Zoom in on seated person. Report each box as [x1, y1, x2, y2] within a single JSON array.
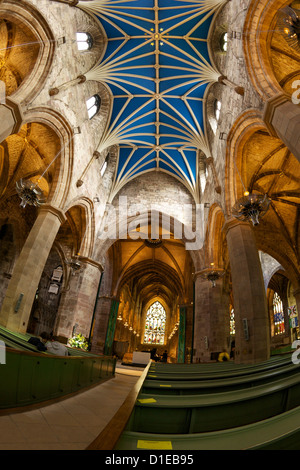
[[28, 331, 49, 351], [45, 335, 69, 356], [218, 349, 230, 362]]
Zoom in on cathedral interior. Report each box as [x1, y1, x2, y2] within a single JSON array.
[[0, 0, 300, 452]]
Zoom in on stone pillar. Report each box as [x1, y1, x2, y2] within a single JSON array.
[[263, 93, 300, 162], [293, 287, 300, 321], [177, 306, 186, 363], [103, 299, 120, 356], [193, 274, 230, 363], [222, 217, 270, 364], [0, 205, 66, 333], [55, 258, 103, 341], [0, 98, 23, 143], [91, 295, 117, 355]]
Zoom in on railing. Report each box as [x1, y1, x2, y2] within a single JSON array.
[[86, 361, 152, 450]]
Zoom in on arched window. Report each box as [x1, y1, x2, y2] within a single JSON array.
[[143, 301, 166, 345], [86, 94, 101, 119], [220, 32, 228, 52], [76, 32, 93, 51], [230, 307, 235, 335], [199, 155, 208, 193], [214, 99, 222, 121], [100, 158, 108, 177], [273, 292, 285, 335]]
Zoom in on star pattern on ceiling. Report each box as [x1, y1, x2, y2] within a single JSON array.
[[76, 0, 228, 201]]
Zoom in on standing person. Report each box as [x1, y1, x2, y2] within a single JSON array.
[[161, 350, 168, 363]]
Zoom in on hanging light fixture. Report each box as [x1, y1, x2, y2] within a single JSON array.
[[277, 6, 300, 53], [198, 263, 225, 287], [232, 192, 271, 226], [16, 134, 75, 208], [16, 178, 46, 208]]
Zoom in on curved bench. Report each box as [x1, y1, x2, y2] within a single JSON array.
[[0, 347, 116, 410], [114, 407, 300, 451], [142, 362, 299, 395], [115, 404, 300, 450], [128, 372, 300, 434], [148, 355, 290, 375], [0, 325, 93, 356]]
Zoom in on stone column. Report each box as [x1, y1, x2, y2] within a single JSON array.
[[177, 306, 186, 363], [0, 98, 23, 143], [103, 299, 120, 356], [0, 205, 66, 333], [222, 217, 270, 364], [91, 295, 118, 355], [193, 275, 211, 362], [55, 258, 103, 341], [293, 287, 300, 322], [193, 274, 230, 363], [263, 93, 300, 162]]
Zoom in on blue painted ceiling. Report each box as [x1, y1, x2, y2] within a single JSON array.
[[90, 0, 222, 201]]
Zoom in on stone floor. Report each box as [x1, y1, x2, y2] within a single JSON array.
[[0, 362, 143, 450]]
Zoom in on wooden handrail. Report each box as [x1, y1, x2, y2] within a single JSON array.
[[86, 361, 152, 450]]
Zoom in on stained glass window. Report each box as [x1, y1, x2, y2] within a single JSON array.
[[273, 292, 285, 335], [230, 307, 235, 335], [143, 301, 166, 345]]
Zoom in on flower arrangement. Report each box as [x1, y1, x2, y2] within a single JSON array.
[[68, 333, 89, 350]]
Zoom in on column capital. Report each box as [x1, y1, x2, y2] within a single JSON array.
[[78, 256, 104, 272], [263, 92, 291, 137], [293, 286, 300, 297], [38, 204, 67, 225], [4, 98, 23, 134], [221, 216, 250, 237]]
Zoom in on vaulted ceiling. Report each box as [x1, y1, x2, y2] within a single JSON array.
[[78, 0, 227, 202]]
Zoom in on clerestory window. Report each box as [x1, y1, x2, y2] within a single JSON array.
[[214, 99, 222, 121], [220, 32, 228, 52], [86, 94, 101, 119], [76, 32, 93, 51]]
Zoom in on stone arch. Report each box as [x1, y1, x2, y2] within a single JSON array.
[[225, 109, 300, 287], [243, 0, 297, 101], [63, 197, 95, 259], [206, 203, 226, 269], [225, 108, 266, 215], [0, 0, 56, 104], [53, 199, 95, 268], [22, 107, 74, 209], [95, 208, 202, 273]]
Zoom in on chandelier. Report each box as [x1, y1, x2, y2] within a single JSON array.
[[198, 263, 225, 288], [232, 192, 271, 226], [16, 178, 46, 208], [277, 6, 300, 53]]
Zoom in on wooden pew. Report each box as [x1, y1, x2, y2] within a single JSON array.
[[114, 404, 300, 450], [0, 347, 116, 410], [127, 372, 300, 434]]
